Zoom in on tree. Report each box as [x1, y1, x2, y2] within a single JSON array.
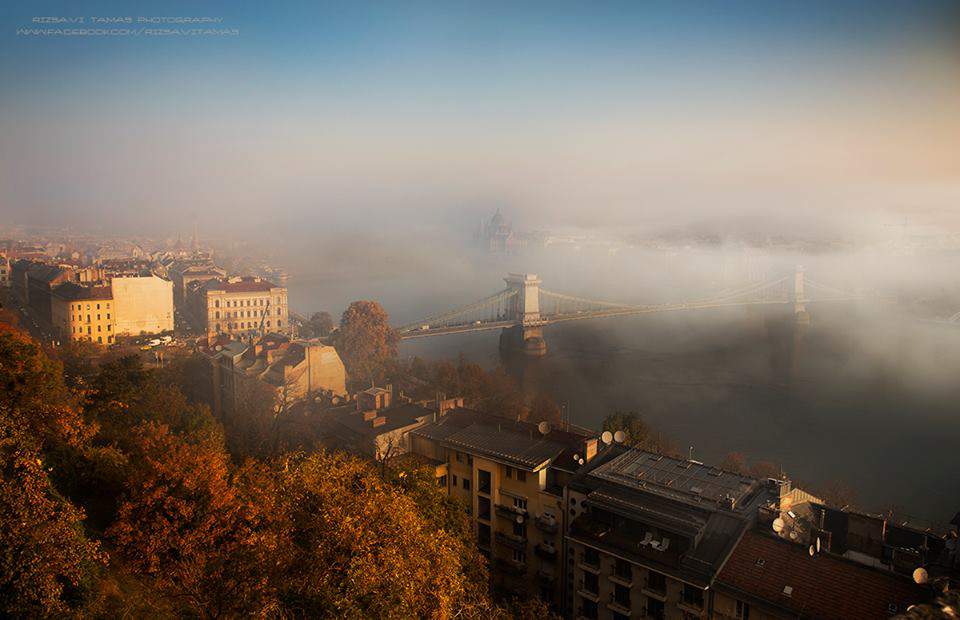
[[306, 311, 334, 338], [525, 392, 561, 425], [720, 452, 749, 475], [601, 412, 651, 448], [0, 428, 105, 616], [334, 301, 398, 385], [107, 422, 274, 618], [251, 452, 493, 618]]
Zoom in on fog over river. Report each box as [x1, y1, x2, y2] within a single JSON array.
[[286, 239, 960, 523]]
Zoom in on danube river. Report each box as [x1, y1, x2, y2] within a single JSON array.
[[287, 245, 960, 523]]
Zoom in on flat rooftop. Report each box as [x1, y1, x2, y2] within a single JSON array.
[[589, 450, 759, 508]]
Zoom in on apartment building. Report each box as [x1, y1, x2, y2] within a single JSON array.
[[51, 283, 115, 344], [111, 274, 174, 335], [196, 276, 288, 338], [409, 410, 600, 608], [207, 333, 346, 417], [562, 448, 785, 620]]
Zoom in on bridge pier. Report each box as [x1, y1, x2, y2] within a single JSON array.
[[499, 325, 547, 357]]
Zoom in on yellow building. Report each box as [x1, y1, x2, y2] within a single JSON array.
[[198, 276, 288, 338], [112, 274, 173, 335], [409, 411, 599, 607], [51, 283, 116, 344]]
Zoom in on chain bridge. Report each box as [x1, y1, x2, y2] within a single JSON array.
[[395, 267, 869, 356]]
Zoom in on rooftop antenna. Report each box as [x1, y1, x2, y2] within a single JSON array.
[[689, 445, 694, 461]]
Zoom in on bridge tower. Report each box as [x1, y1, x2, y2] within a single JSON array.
[[501, 273, 547, 357], [793, 265, 810, 325]]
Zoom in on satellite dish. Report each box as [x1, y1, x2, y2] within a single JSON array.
[[913, 567, 929, 585], [772, 518, 785, 533], [816, 537, 821, 553], [789, 531, 798, 540], [601, 431, 613, 445], [578, 458, 585, 465], [613, 430, 626, 443], [538, 421, 551, 435], [808, 545, 815, 557], [515, 515, 524, 524], [573, 454, 581, 463]]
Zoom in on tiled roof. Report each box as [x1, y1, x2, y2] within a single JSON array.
[[204, 277, 279, 293], [717, 531, 925, 619], [52, 282, 112, 301]]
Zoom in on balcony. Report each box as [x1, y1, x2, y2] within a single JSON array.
[[495, 557, 527, 576], [535, 513, 559, 534], [607, 599, 631, 616], [534, 543, 558, 561], [495, 531, 527, 551], [496, 503, 528, 520], [609, 572, 633, 587], [537, 568, 556, 584]]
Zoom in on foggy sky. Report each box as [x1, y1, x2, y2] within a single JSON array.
[[1, 1, 959, 237]]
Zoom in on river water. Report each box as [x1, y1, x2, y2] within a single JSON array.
[[286, 244, 960, 523]]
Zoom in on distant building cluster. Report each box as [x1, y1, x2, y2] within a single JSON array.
[[321, 387, 960, 618], [0, 230, 291, 346]]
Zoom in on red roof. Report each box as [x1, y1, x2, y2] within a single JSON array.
[[717, 531, 926, 619], [205, 277, 278, 293]]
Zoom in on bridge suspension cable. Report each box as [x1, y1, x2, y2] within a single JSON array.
[[396, 287, 518, 334]]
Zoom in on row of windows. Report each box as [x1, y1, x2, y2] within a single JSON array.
[[214, 308, 281, 320], [72, 302, 110, 311], [73, 324, 111, 334], [73, 313, 110, 322], [213, 297, 283, 309], [214, 319, 280, 332]]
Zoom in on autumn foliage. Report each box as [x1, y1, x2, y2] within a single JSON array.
[[0, 321, 541, 618]]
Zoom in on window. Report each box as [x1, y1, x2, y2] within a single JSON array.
[[97, 336, 102, 343], [266, 320, 270, 327], [437, 475, 447, 488], [215, 311, 220, 319], [96, 303, 100, 310], [647, 571, 666, 593], [581, 599, 598, 619], [277, 320, 281, 328], [736, 600, 751, 619], [615, 558, 632, 581], [583, 547, 600, 567], [647, 598, 665, 620], [512, 549, 526, 564], [612, 612, 629, 620], [216, 323, 221, 332], [614, 583, 630, 608], [582, 571, 599, 595], [97, 325, 101, 332], [106, 313, 110, 319], [682, 584, 704, 608], [478, 523, 491, 547], [277, 307, 282, 316], [455, 452, 463, 463], [107, 325, 111, 331], [513, 497, 528, 511], [107, 336, 113, 343], [215, 300, 219, 308], [452, 475, 457, 486], [462, 478, 471, 491], [516, 469, 526, 482], [478, 496, 491, 520], [478, 469, 491, 494], [505, 466, 513, 479], [512, 521, 526, 538], [467, 454, 473, 466], [97, 314, 100, 320]]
